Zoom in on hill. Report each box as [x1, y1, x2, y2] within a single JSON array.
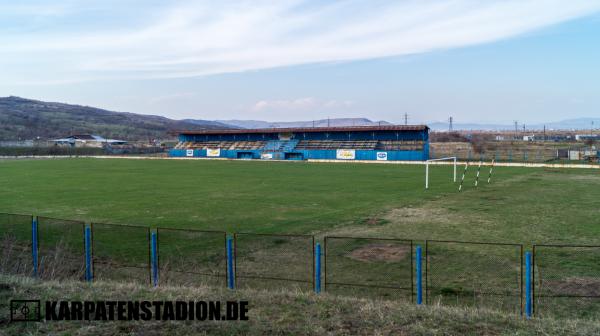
[[1, 274, 597, 335], [184, 117, 392, 129], [0, 96, 230, 141], [429, 118, 600, 131]]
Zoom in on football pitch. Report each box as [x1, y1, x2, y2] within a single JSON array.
[[0, 158, 599, 244]]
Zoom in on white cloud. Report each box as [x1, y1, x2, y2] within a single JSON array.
[[2, 0, 600, 84], [252, 97, 354, 112]]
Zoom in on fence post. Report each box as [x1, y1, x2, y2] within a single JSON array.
[[32, 217, 38, 277], [227, 237, 234, 289], [416, 245, 422, 305], [525, 251, 532, 319], [315, 243, 321, 293], [84, 225, 93, 282], [151, 231, 158, 287]]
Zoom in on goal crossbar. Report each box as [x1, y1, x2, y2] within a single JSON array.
[[425, 157, 457, 189]]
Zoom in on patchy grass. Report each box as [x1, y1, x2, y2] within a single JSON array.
[[2, 158, 600, 321], [1, 274, 599, 336]]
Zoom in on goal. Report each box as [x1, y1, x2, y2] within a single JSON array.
[[425, 157, 457, 189]]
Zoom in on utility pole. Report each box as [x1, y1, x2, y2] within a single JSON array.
[[404, 113, 408, 125], [514, 121, 518, 140], [543, 125, 546, 141], [449, 116, 453, 132]]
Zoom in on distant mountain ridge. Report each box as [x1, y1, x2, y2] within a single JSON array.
[[185, 118, 392, 129], [0, 96, 229, 140], [429, 118, 600, 131]]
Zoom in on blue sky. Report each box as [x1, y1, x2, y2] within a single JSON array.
[[1, 1, 599, 124]]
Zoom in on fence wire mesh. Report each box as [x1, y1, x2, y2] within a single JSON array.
[[157, 228, 227, 287], [426, 240, 523, 314], [37, 217, 85, 280], [92, 223, 150, 284], [0, 213, 33, 275], [234, 233, 314, 290], [533, 244, 600, 319], [324, 236, 413, 301]]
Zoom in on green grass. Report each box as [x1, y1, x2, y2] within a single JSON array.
[[0, 158, 503, 233], [1, 158, 599, 243], [1, 158, 600, 319]]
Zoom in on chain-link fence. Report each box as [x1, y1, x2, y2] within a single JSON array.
[[37, 217, 85, 280], [6, 210, 600, 320], [533, 244, 600, 319], [0, 213, 33, 275], [324, 236, 413, 301], [157, 228, 227, 287], [234, 233, 314, 290], [426, 240, 523, 314], [91, 222, 150, 284], [430, 144, 563, 163]]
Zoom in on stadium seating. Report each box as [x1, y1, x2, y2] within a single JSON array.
[[295, 140, 378, 150], [376, 140, 425, 151], [174, 139, 425, 151], [175, 141, 266, 150]]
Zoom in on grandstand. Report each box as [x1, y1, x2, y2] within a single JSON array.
[[170, 125, 429, 161]]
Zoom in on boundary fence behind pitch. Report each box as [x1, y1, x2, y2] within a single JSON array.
[[2, 212, 600, 320]]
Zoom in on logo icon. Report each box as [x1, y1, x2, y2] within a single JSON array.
[[10, 300, 40, 322]]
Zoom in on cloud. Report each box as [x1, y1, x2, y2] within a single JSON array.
[[3, 0, 600, 84], [252, 97, 354, 111]]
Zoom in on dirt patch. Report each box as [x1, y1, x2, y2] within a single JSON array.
[[348, 244, 408, 263], [545, 277, 600, 296], [383, 207, 454, 224]]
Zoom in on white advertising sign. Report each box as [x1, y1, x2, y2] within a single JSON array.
[[336, 149, 356, 160], [186, 149, 194, 157], [376, 152, 388, 161], [206, 148, 221, 157], [261, 153, 273, 160]]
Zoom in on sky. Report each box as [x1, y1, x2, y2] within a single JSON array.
[[1, 0, 599, 124]]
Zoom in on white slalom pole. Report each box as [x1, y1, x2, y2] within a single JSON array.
[[474, 161, 482, 187], [488, 159, 495, 183], [425, 161, 430, 189], [458, 163, 468, 192], [453, 157, 457, 182]]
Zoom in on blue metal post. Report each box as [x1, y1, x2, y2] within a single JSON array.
[[315, 243, 321, 293], [525, 251, 532, 318], [227, 237, 234, 289], [32, 217, 38, 277], [84, 226, 92, 282], [416, 245, 422, 305], [151, 231, 158, 287]]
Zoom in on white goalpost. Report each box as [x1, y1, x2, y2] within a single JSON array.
[[425, 157, 457, 189]]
